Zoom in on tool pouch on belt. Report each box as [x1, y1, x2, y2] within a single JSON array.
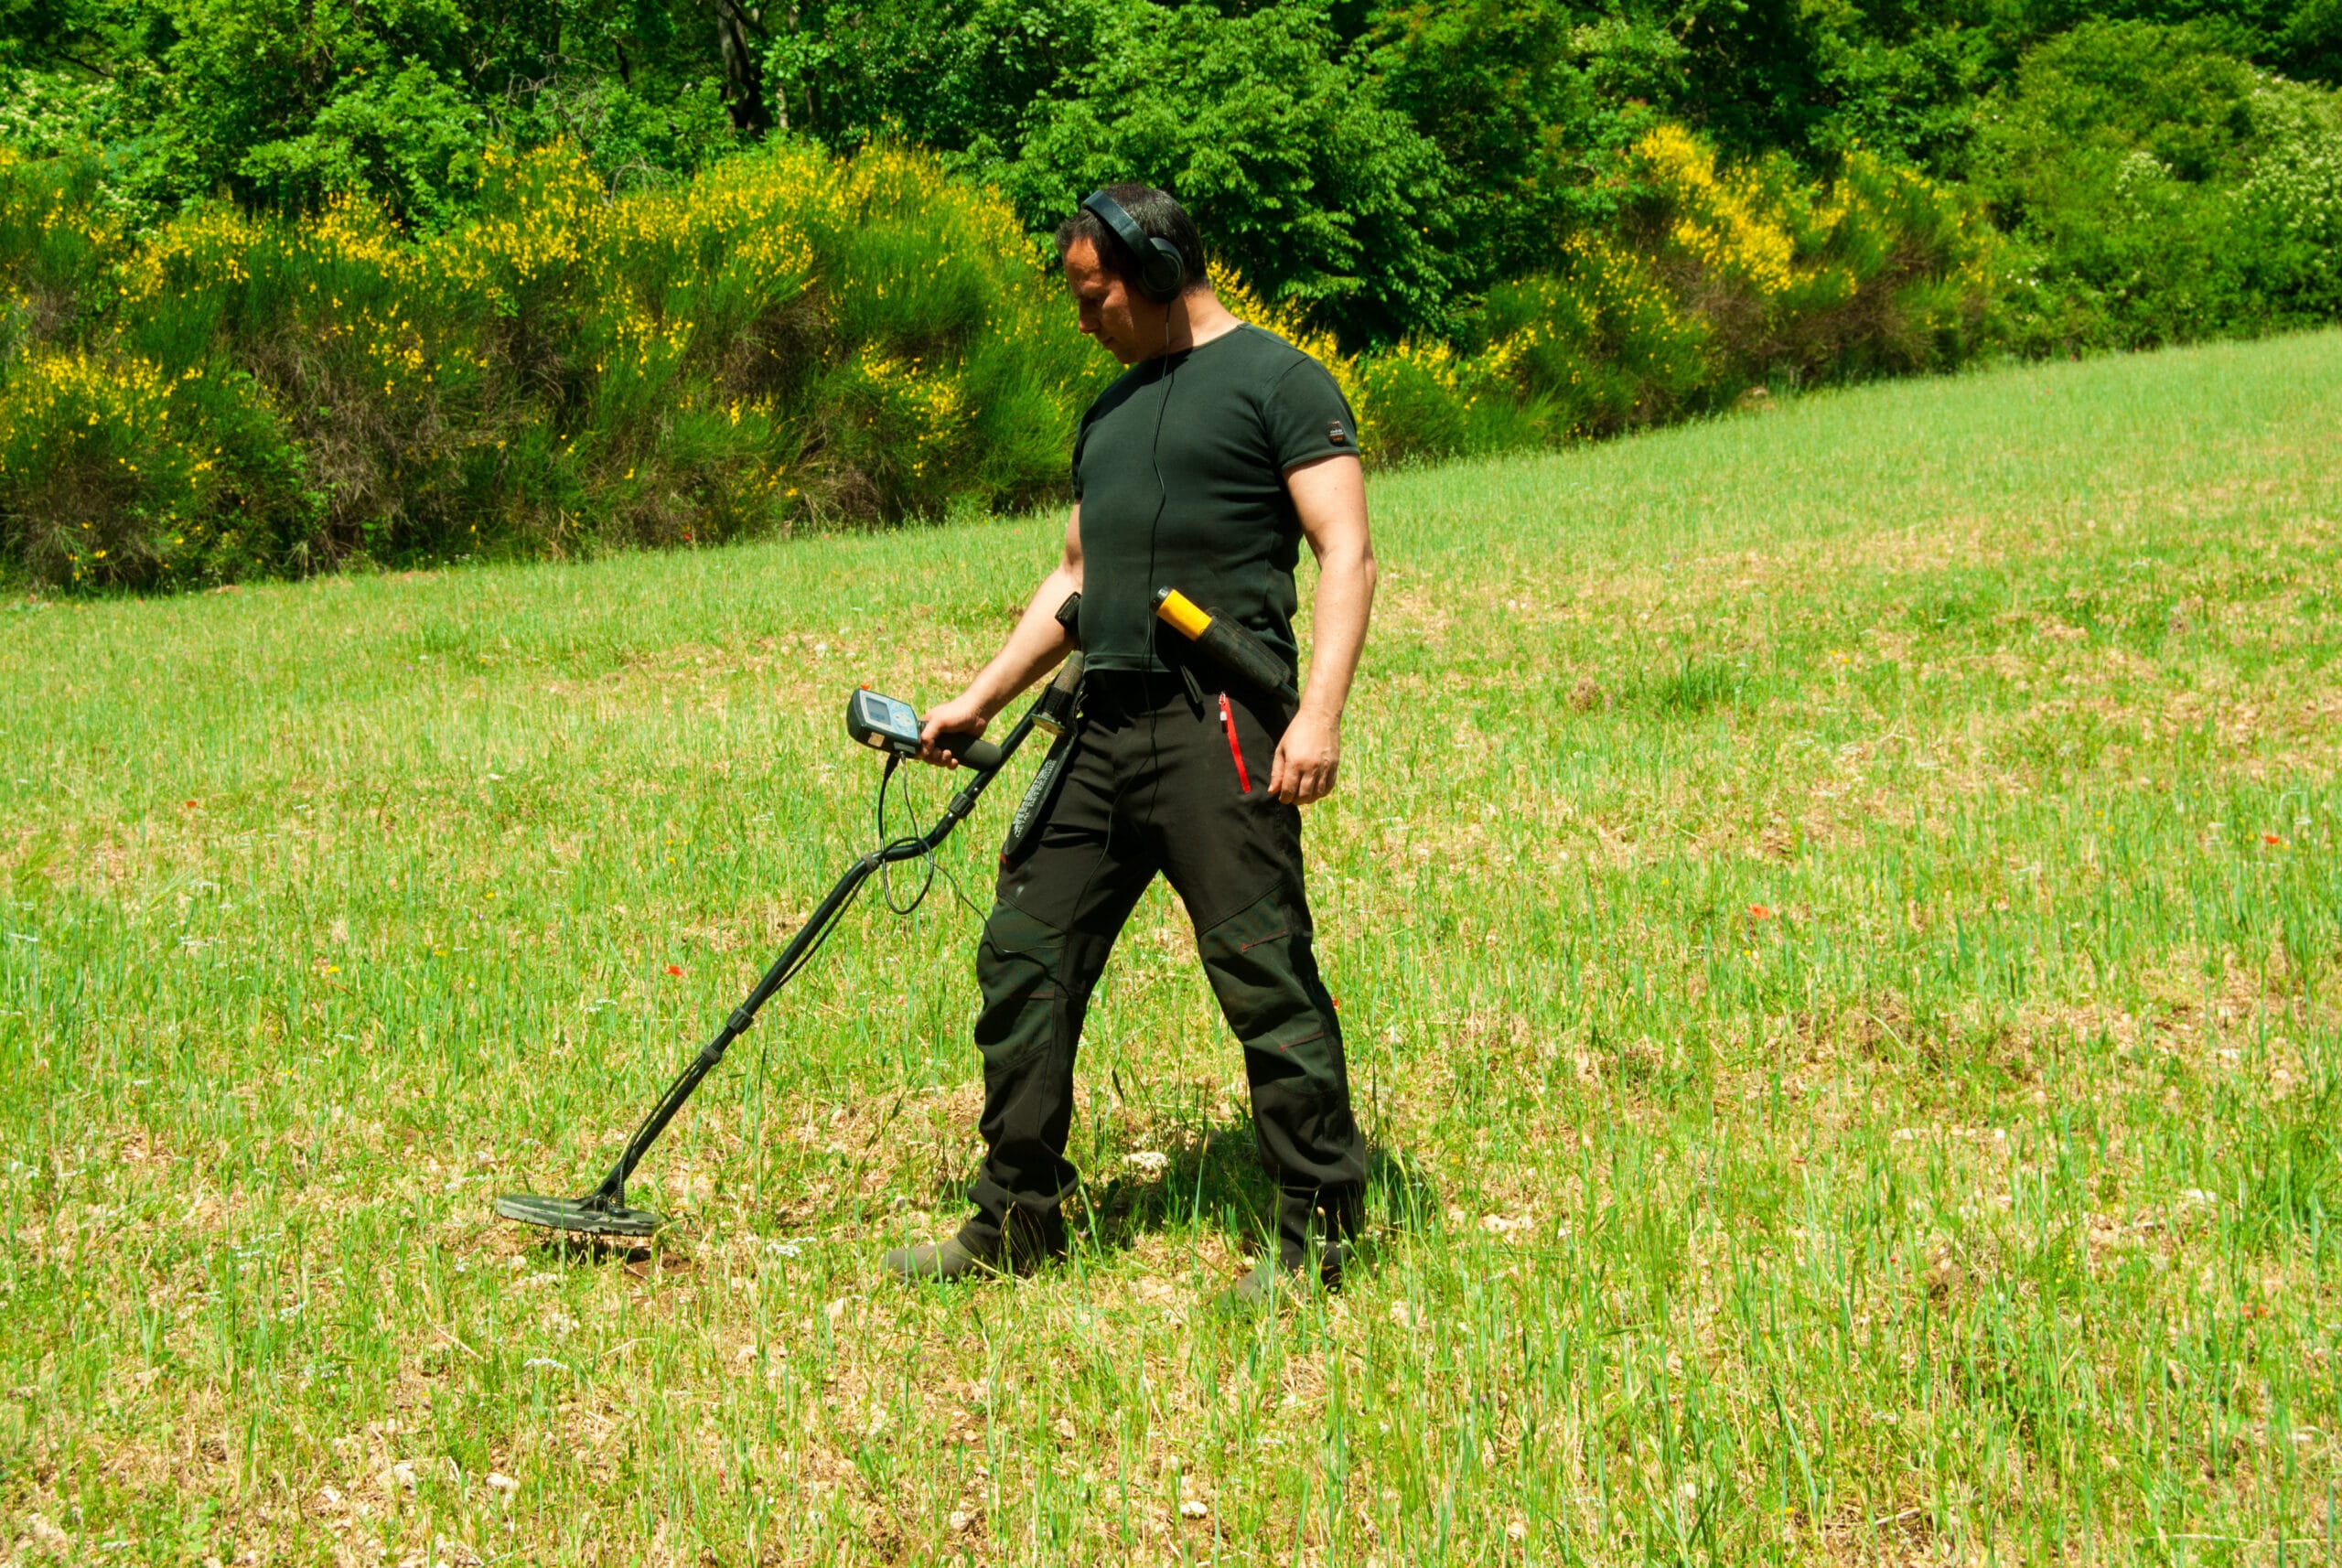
[[1002, 717, 1077, 865], [1002, 609, 1084, 865], [1152, 587, 1300, 714]]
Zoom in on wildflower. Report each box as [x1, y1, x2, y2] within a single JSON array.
[[1747, 904, 1773, 920], [665, 964, 682, 976], [2262, 833, 2284, 847]]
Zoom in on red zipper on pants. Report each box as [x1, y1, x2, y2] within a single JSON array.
[[1218, 693, 1252, 793]]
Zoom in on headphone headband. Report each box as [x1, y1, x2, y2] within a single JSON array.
[[1080, 188, 1188, 305]]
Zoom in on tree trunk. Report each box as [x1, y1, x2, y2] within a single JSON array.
[[711, 0, 773, 134]]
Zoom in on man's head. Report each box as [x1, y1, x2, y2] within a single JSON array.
[[1055, 185, 1210, 366]]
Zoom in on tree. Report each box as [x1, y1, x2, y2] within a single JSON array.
[[761, 0, 1111, 154], [1003, 0, 1460, 346], [1369, 0, 1677, 287], [0, 0, 746, 224]]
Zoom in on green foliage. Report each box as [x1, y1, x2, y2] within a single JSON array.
[[7, 0, 2342, 583], [0, 140, 1115, 589], [2288, 0, 2342, 80], [8, 0, 2342, 364], [763, 0, 1464, 343], [762, 0, 1112, 162], [1810, 23, 2000, 174], [231, 59, 487, 229], [1345, 125, 1995, 461], [1365, 0, 1669, 289], [0, 0, 749, 228], [1988, 19, 2263, 184], [1978, 19, 2342, 348], [1672, 0, 1832, 152], [0, 117, 2009, 587], [999, 1, 1460, 348]]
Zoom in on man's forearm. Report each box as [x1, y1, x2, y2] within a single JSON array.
[[962, 565, 1081, 719], [1298, 546, 1375, 721]]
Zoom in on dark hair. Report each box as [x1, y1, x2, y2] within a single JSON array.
[[1053, 184, 1209, 295]]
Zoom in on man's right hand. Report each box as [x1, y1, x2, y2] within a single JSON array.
[[916, 689, 993, 768]]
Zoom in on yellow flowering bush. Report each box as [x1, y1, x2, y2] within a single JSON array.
[[0, 139, 1119, 587], [1344, 124, 2001, 457], [0, 124, 1996, 587], [0, 148, 121, 359], [0, 348, 198, 585], [1585, 127, 1992, 412], [1638, 124, 1799, 299]]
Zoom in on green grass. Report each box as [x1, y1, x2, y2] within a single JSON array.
[[4, 330, 2339, 1564]]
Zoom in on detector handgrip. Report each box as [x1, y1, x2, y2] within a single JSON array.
[[934, 732, 1002, 771]]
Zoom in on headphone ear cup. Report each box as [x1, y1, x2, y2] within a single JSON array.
[[1142, 239, 1186, 304]]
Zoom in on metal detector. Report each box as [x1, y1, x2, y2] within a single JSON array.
[[495, 659, 1077, 1240]]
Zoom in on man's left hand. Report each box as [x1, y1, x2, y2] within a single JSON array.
[[1268, 708, 1341, 805]]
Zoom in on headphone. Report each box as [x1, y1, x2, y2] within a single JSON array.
[[1080, 188, 1187, 305]]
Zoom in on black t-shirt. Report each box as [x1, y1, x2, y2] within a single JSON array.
[[1071, 323, 1360, 676]]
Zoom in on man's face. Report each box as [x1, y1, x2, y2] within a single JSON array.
[[1062, 237, 1161, 366]]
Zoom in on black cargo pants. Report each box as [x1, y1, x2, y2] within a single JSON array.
[[962, 670, 1366, 1267]]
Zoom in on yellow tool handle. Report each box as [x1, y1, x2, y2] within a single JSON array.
[[1151, 585, 1301, 704], [1154, 586, 1213, 641]]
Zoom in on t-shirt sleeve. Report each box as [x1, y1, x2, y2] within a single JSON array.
[[1262, 357, 1361, 470]]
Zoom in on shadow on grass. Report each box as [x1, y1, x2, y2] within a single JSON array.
[[531, 1233, 654, 1267], [1059, 1121, 1441, 1264]]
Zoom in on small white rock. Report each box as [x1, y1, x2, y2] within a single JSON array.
[[486, 1473, 519, 1495], [1179, 1499, 1209, 1520]]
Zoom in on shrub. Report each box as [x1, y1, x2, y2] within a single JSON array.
[[1, 123, 2000, 587], [0, 147, 115, 347], [2233, 81, 2342, 320], [0, 138, 1118, 589], [0, 348, 315, 587], [1977, 20, 2342, 349], [1349, 125, 1995, 462], [1617, 125, 1992, 391], [999, 0, 1460, 349], [0, 347, 201, 587], [1365, 0, 1671, 291]]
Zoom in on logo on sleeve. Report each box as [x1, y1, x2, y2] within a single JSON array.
[[1327, 421, 1348, 446]]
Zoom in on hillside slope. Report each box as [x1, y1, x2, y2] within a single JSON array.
[[2, 331, 2337, 1563]]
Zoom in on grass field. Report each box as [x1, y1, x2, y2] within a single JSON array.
[[4, 330, 2339, 1565]]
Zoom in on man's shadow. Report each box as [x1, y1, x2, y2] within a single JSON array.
[[928, 1117, 1439, 1262]]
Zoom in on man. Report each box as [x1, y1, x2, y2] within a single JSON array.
[[883, 185, 1376, 1308]]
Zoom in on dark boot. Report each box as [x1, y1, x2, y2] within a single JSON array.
[[1214, 1185, 1362, 1314], [882, 1210, 1064, 1283], [881, 1230, 1002, 1283], [1211, 1240, 1352, 1316]]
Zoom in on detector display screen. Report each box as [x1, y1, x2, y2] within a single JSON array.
[[848, 689, 924, 753]]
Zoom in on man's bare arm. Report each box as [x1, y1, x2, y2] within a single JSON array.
[[1269, 455, 1375, 805], [917, 504, 1083, 761]]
